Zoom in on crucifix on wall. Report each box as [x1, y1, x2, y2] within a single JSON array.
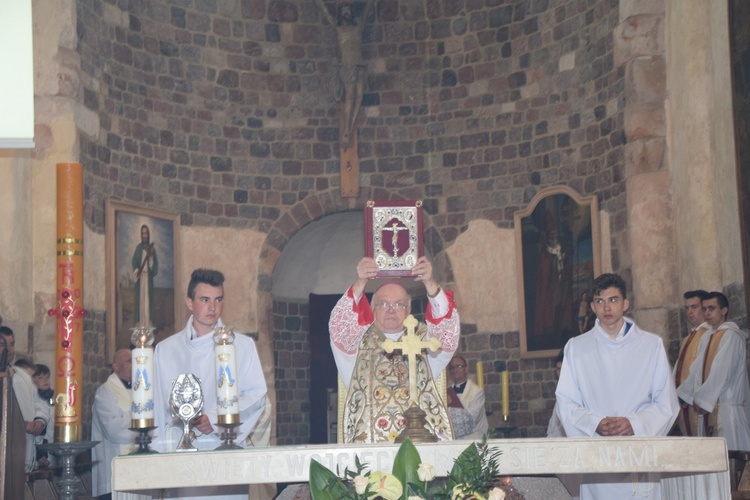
[[313, 0, 376, 197]]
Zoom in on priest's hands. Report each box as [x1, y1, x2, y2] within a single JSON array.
[[352, 256, 440, 297], [353, 257, 379, 298], [191, 414, 214, 435], [412, 256, 439, 296], [596, 416, 634, 436]]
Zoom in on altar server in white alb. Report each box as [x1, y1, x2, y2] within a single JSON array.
[[555, 273, 679, 500], [153, 268, 267, 499], [676, 291, 750, 450]]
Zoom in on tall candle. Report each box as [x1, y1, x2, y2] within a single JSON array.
[[476, 361, 484, 389], [131, 326, 155, 428], [501, 370, 510, 418], [49, 163, 85, 443], [214, 326, 239, 425]]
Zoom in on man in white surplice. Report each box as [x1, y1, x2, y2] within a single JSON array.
[[555, 273, 679, 500], [153, 268, 267, 500], [676, 291, 750, 450]]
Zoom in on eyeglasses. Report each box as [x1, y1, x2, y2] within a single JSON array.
[[448, 364, 466, 370], [373, 301, 408, 311]]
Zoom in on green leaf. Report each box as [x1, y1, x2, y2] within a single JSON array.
[[309, 459, 351, 500], [391, 439, 421, 500]]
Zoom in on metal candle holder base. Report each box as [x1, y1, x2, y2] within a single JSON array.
[[395, 404, 439, 443], [129, 426, 158, 454], [38, 441, 98, 500], [215, 421, 243, 450]]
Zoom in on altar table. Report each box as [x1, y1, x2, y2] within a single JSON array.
[[112, 437, 730, 499]]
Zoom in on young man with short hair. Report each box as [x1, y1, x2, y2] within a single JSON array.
[[555, 274, 678, 499], [676, 291, 750, 449], [673, 289, 709, 436], [153, 269, 267, 499]]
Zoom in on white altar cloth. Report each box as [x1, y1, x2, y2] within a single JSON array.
[[112, 437, 730, 499]]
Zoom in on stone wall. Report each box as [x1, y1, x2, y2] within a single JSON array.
[[74, 0, 625, 440], [273, 298, 310, 445]]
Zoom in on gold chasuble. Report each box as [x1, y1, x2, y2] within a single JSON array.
[[343, 322, 454, 443]]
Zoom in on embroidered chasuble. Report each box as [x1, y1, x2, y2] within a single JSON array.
[[675, 327, 708, 436], [343, 322, 454, 443]]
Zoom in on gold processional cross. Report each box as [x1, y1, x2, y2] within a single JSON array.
[[381, 315, 442, 407]]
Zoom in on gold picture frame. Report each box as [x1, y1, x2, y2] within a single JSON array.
[[515, 186, 601, 359], [105, 200, 182, 361]]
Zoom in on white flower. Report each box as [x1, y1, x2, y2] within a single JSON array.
[[488, 487, 506, 500], [417, 462, 436, 482], [353, 475, 368, 495], [408, 497, 425, 500]]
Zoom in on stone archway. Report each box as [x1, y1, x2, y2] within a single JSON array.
[[258, 192, 447, 445]]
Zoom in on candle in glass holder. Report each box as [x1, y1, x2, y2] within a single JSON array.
[[214, 325, 239, 424], [476, 361, 484, 389], [501, 370, 510, 418], [130, 326, 155, 428]]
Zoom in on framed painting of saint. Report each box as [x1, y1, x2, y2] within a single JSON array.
[[364, 200, 423, 277], [515, 186, 601, 358], [105, 200, 182, 360]]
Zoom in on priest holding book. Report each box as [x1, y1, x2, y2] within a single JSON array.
[[329, 256, 460, 443]]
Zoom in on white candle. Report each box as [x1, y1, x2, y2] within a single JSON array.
[[214, 326, 239, 425], [130, 327, 155, 428]]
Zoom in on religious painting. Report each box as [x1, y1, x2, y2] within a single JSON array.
[[515, 186, 600, 359], [106, 200, 182, 360], [364, 200, 424, 277]]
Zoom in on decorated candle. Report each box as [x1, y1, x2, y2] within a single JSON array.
[[214, 325, 239, 424], [131, 326, 155, 428], [501, 370, 510, 418], [476, 361, 484, 389], [49, 163, 85, 442]]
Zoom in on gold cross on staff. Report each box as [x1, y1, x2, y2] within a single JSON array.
[[381, 315, 442, 406]]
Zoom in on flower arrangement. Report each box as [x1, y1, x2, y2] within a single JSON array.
[[309, 436, 516, 500]]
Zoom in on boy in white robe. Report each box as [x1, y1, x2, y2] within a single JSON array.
[[555, 273, 679, 500], [153, 268, 267, 500]]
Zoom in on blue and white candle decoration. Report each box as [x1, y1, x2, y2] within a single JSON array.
[[213, 325, 239, 425], [130, 326, 155, 428]]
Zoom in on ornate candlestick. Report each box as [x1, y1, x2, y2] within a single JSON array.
[[214, 325, 242, 450], [130, 326, 157, 454]]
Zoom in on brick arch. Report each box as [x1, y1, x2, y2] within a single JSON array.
[[260, 189, 447, 271]]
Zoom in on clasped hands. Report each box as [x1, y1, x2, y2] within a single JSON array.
[[25, 419, 45, 436], [596, 416, 634, 436]]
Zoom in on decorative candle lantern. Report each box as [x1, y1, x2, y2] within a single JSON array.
[[213, 325, 239, 425], [130, 326, 155, 428]]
